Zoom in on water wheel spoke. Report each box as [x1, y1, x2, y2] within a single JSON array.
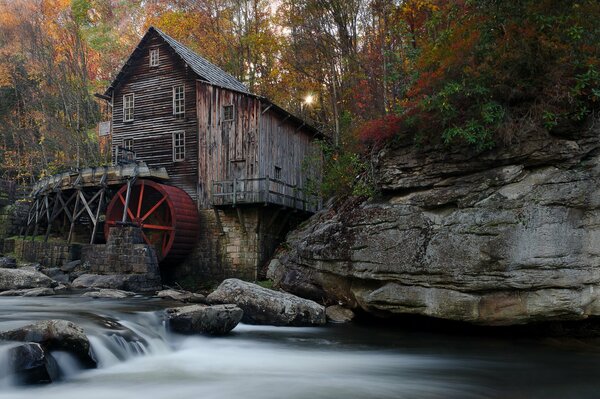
[[141, 195, 167, 222], [118, 192, 135, 220], [141, 223, 175, 231], [162, 231, 170, 255], [136, 180, 145, 218]]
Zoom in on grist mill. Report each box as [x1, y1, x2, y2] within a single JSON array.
[[14, 27, 322, 287]]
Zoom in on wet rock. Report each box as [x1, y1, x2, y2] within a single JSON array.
[[166, 304, 243, 335], [72, 273, 161, 293], [0, 320, 96, 368], [157, 289, 206, 303], [61, 260, 82, 273], [41, 268, 69, 284], [82, 289, 135, 299], [0, 257, 17, 269], [0, 268, 55, 292], [7, 342, 59, 385], [54, 283, 69, 293], [326, 305, 355, 323], [207, 279, 326, 326], [0, 287, 55, 297]]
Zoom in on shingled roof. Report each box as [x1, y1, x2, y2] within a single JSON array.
[[105, 26, 249, 95]]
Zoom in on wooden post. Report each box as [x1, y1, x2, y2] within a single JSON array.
[[233, 178, 237, 207], [90, 187, 105, 244], [67, 189, 81, 244]]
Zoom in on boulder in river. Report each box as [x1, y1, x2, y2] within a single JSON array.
[[166, 304, 243, 335], [7, 342, 58, 385], [326, 305, 355, 323], [0, 320, 96, 368], [72, 273, 161, 292], [207, 279, 326, 326], [0, 287, 55, 297], [82, 289, 135, 299], [0, 257, 17, 269], [40, 268, 69, 284], [157, 289, 206, 303], [0, 268, 55, 292]]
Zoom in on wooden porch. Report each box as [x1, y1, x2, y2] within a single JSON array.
[[211, 177, 320, 213]]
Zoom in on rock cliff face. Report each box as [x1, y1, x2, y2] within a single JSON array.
[[269, 124, 600, 325]]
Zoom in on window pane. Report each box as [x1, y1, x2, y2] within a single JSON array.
[[173, 86, 185, 115]]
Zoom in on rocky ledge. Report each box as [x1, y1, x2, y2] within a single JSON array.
[[269, 123, 600, 326]]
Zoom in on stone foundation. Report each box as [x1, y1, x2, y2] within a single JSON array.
[[173, 206, 309, 288], [81, 226, 161, 289]]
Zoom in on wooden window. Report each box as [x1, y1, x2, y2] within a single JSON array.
[[223, 104, 234, 121], [123, 94, 134, 122], [123, 138, 133, 151], [173, 131, 185, 162], [149, 48, 159, 67], [173, 85, 185, 116], [274, 166, 282, 180]]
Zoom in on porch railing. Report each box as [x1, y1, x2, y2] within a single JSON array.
[[212, 177, 321, 213]]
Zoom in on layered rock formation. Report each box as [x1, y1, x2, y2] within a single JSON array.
[[269, 123, 600, 325]]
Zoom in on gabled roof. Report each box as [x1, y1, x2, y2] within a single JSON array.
[[105, 26, 248, 95]]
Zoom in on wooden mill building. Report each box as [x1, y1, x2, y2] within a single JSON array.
[[97, 27, 322, 282]]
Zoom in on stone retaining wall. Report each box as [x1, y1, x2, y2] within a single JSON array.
[[5, 238, 81, 267]]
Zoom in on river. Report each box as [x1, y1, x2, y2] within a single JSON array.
[[0, 295, 598, 399]]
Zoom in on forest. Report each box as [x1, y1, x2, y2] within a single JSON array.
[[0, 0, 599, 194]]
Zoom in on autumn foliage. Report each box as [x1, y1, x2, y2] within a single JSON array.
[[356, 0, 600, 149]]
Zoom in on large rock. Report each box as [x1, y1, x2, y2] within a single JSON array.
[[40, 268, 69, 284], [0, 257, 17, 269], [166, 304, 243, 335], [0, 268, 55, 291], [157, 289, 206, 303], [82, 289, 135, 299], [0, 287, 55, 297], [207, 279, 326, 326], [269, 124, 600, 326], [7, 342, 58, 385], [72, 273, 161, 292], [326, 305, 355, 323], [0, 320, 96, 368]]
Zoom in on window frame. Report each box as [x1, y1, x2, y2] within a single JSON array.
[[123, 93, 134, 122], [172, 131, 186, 162], [274, 166, 282, 180], [173, 85, 185, 116], [123, 138, 133, 151], [223, 104, 235, 122], [149, 48, 160, 67]]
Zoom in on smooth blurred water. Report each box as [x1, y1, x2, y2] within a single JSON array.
[[0, 295, 598, 399]]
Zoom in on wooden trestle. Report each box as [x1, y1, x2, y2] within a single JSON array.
[[22, 162, 169, 245]]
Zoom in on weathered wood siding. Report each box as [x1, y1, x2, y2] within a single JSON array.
[[196, 82, 261, 208], [259, 110, 318, 191], [112, 32, 198, 199]]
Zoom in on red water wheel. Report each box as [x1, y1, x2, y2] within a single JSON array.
[[104, 180, 199, 263]]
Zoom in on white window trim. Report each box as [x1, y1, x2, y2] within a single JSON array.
[[123, 93, 134, 122], [149, 48, 159, 67], [173, 85, 185, 116], [172, 131, 185, 162], [223, 104, 235, 121]]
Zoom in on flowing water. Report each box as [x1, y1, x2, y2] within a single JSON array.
[[0, 295, 599, 399]]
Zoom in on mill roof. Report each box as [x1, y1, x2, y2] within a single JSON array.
[[105, 26, 249, 95]]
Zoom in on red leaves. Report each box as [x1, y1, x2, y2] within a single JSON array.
[[356, 114, 405, 145]]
